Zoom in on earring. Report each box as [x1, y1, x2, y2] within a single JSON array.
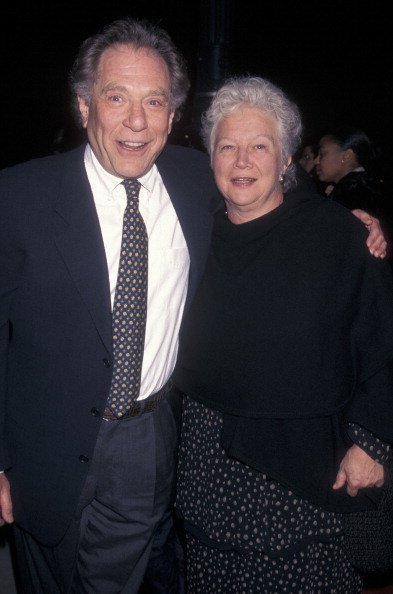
[[279, 174, 284, 182]]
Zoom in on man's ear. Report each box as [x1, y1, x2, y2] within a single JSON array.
[[167, 112, 175, 135], [77, 96, 89, 128]]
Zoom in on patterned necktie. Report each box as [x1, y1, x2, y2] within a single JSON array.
[[106, 178, 148, 417]]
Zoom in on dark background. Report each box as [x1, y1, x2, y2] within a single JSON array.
[[1, 0, 392, 191], [1, 4, 393, 590]]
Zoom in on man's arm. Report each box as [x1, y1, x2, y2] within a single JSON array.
[[0, 175, 24, 526], [352, 209, 387, 258]]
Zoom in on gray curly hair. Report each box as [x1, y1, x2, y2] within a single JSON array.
[[201, 76, 303, 192], [69, 17, 190, 127]]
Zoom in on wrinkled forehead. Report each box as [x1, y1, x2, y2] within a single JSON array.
[[97, 43, 170, 83]]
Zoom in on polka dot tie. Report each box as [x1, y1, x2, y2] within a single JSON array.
[[107, 178, 148, 417]]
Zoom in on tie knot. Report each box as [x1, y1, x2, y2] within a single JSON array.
[[122, 178, 141, 205]]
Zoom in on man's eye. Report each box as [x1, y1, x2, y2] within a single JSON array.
[[108, 95, 122, 103], [147, 98, 164, 107], [255, 144, 266, 150]]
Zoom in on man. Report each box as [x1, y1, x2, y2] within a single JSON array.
[[0, 17, 220, 593], [0, 15, 387, 594]]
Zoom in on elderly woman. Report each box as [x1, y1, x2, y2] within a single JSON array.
[[173, 77, 393, 593]]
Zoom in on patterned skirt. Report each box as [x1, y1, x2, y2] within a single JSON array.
[[175, 396, 362, 594]]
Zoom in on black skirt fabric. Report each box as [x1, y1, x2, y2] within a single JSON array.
[[175, 396, 362, 593]]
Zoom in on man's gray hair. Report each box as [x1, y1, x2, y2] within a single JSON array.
[[69, 17, 190, 126]]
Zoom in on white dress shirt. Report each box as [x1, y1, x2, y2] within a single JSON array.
[[84, 145, 190, 400]]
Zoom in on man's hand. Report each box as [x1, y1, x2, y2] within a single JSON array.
[[0, 473, 14, 526], [351, 209, 387, 258], [333, 444, 385, 497]]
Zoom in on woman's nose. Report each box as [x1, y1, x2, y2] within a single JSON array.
[[235, 148, 251, 168]]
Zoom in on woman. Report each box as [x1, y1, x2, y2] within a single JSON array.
[[173, 77, 393, 593], [294, 138, 327, 194], [293, 139, 319, 193], [296, 138, 318, 175], [314, 127, 385, 214], [315, 128, 392, 259]]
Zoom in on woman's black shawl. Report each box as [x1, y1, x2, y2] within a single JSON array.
[[174, 191, 393, 512]]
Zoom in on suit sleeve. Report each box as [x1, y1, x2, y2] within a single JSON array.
[[0, 174, 25, 469]]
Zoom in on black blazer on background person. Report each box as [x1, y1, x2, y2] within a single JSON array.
[[0, 142, 220, 547]]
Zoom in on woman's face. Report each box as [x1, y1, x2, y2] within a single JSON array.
[[212, 106, 287, 224], [298, 145, 315, 174], [314, 136, 345, 184]]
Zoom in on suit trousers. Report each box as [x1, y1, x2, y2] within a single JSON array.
[[13, 396, 179, 594]]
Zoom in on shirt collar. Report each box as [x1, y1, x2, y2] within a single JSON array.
[[84, 144, 158, 199]]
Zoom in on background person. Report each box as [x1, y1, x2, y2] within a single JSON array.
[[296, 138, 318, 175], [315, 126, 393, 259], [294, 137, 322, 193], [315, 127, 385, 212], [173, 76, 393, 594]]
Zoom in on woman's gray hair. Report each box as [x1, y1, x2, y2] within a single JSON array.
[[201, 76, 303, 192], [69, 17, 190, 126]]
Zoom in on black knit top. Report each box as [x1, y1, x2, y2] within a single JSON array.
[[174, 191, 393, 512]]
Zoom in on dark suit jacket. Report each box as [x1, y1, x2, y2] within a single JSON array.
[[0, 142, 220, 546]]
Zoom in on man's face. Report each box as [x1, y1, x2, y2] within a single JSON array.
[[78, 44, 175, 178]]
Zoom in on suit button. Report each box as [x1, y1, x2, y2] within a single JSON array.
[[79, 455, 89, 463], [91, 408, 101, 417], [103, 358, 112, 368]]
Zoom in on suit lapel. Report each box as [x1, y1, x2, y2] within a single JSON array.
[[49, 143, 215, 354], [52, 148, 113, 353]]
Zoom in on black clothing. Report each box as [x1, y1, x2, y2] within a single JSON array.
[[294, 162, 321, 193], [176, 397, 362, 593], [329, 170, 385, 216], [0, 143, 219, 546], [329, 170, 393, 262], [174, 191, 393, 511]]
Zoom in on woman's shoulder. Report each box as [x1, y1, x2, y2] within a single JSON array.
[[286, 189, 368, 240]]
